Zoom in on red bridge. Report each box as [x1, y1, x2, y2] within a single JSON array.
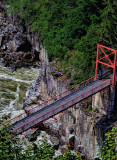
[[0, 44, 117, 136]]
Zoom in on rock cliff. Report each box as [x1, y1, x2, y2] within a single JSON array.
[[0, 1, 117, 159], [24, 45, 117, 159], [0, 1, 40, 69]]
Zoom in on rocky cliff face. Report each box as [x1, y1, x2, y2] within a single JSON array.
[[0, 2, 40, 69], [0, 1, 117, 159], [24, 47, 117, 159]]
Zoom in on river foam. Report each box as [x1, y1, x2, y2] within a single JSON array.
[[0, 62, 40, 117]]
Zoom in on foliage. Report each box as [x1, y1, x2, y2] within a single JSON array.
[[56, 149, 82, 160], [97, 125, 117, 160], [32, 140, 55, 160], [0, 126, 24, 160], [6, 0, 117, 83], [0, 126, 82, 160], [0, 125, 55, 160], [93, 107, 99, 113]]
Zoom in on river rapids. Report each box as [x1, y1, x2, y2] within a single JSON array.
[[0, 62, 40, 119]]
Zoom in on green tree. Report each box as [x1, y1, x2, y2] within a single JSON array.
[[56, 149, 82, 160], [6, 0, 117, 83], [98, 125, 117, 160], [0, 125, 82, 160], [0, 127, 55, 160], [0, 126, 24, 160], [32, 140, 55, 160], [6, 0, 104, 58]]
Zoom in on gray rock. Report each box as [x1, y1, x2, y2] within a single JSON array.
[[25, 128, 40, 141], [69, 134, 75, 144], [1, 44, 6, 50], [14, 33, 25, 46], [50, 136, 60, 150], [0, 6, 40, 69], [78, 145, 84, 153], [60, 135, 66, 145], [66, 126, 74, 134], [60, 145, 67, 154], [0, 34, 3, 46]]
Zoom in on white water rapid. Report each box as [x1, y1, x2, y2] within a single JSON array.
[[0, 62, 40, 119]]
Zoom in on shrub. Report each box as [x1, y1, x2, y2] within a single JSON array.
[[97, 125, 117, 160]]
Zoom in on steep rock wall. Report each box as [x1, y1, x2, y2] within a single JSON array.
[[0, 1, 117, 159], [24, 44, 117, 159], [0, 2, 40, 69]]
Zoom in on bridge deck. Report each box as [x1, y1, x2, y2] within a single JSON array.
[[11, 79, 111, 135]]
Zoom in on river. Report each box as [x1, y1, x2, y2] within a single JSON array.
[[0, 62, 40, 119], [0, 62, 60, 155]]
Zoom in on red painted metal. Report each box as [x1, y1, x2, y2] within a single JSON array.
[[101, 91, 104, 94], [11, 79, 111, 135], [0, 76, 95, 129], [95, 44, 99, 80], [99, 52, 114, 61], [113, 50, 117, 86], [95, 44, 117, 86], [0, 44, 115, 135], [21, 133, 25, 136], [81, 101, 86, 104], [32, 128, 36, 130], [17, 80, 111, 135]]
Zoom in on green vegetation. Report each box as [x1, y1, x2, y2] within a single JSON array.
[[56, 149, 82, 160], [98, 125, 117, 160], [93, 107, 99, 113], [0, 131, 55, 159], [0, 123, 116, 160], [0, 126, 82, 160], [6, 0, 117, 83]]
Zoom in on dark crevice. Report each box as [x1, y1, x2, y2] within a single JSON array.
[[24, 54, 32, 60], [34, 51, 39, 60], [16, 40, 32, 52]]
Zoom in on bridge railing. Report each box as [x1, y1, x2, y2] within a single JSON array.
[[27, 76, 95, 114], [0, 76, 95, 129], [11, 79, 111, 136], [0, 113, 27, 130]]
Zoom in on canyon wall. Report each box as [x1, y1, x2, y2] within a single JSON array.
[[0, 1, 40, 69], [0, 1, 117, 159], [24, 42, 117, 159]]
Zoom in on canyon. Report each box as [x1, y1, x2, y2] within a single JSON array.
[[0, 1, 117, 159]]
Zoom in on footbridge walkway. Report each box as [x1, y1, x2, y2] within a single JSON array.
[[0, 44, 117, 136]]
